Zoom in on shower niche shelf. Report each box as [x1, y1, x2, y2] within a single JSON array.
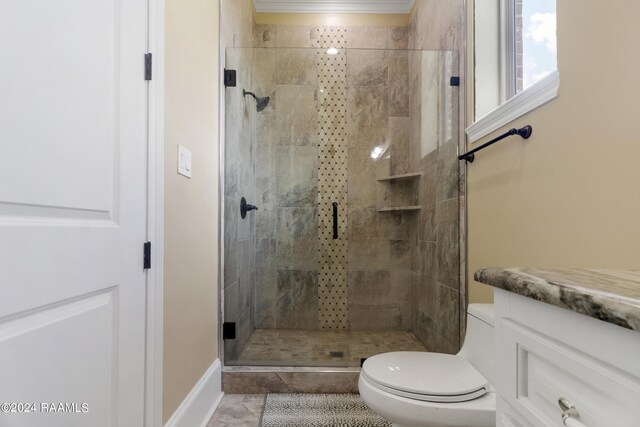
[[377, 172, 422, 182], [376, 206, 421, 212], [377, 171, 421, 213]]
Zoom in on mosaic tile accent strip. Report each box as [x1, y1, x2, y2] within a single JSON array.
[[317, 27, 349, 330]]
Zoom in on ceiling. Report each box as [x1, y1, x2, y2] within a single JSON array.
[[253, 0, 415, 14]]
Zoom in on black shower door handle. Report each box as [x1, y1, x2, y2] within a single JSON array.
[[332, 202, 338, 239]]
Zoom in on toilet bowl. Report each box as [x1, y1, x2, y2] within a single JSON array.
[[359, 304, 496, 427]]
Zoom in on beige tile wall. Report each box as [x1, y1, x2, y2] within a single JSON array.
[[252, 25, 415, 333], [222, 0, 257, 362], [222, 0, 466, 361], [408, 0, 466, 353]]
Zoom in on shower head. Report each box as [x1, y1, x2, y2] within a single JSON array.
[[255, 96, 270, 112], [243, 89, 270, 112]]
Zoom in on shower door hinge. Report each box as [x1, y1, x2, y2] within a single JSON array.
[[143, 242, 151, 269], [145, 53, 153, 81], [223, 322, 236, 340], [450, 76, 460, 86], [224, 69, 236, 87]]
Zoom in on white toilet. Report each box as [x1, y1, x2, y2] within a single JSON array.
[[359, 304, 496, 427]]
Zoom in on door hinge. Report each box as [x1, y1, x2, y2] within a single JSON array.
[[143, 242, 151, 269], [145, 53, 153, 81], [224, 69, 236, 87], [450, 76, 460, 86], [222, 322, 236, 340]]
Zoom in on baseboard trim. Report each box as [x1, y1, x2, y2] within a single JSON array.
[[164, 359, 223, 427]]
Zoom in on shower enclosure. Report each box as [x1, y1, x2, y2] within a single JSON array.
[[223, 34, 460, 367]]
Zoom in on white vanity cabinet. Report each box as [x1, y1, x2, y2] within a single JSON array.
[[493, 289, 640, 427]]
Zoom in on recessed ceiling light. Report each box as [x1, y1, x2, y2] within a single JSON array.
[[326, 47, 339, 55]]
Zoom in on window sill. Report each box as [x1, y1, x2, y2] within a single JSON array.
[[466, 69, 560, 143]]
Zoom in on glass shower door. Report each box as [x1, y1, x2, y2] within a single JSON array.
[[222, 46, 460, 367]]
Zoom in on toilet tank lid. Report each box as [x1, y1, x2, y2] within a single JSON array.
[[467, 304, 495, 326]]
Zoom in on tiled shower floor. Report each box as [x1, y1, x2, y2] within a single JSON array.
[[232, 329, 427, 367]]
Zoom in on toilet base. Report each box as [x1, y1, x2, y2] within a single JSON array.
[[359, 373, 495, 427]]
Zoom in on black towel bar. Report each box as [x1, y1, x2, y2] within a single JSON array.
[[459, 125, 533, 163]]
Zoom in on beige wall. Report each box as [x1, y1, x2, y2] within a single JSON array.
[[163, 0, 220, 422], [466, 0, 640, 303]]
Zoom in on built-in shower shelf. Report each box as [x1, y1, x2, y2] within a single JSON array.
[[377, 172, 422, 182], [376, 206, 421, 212]]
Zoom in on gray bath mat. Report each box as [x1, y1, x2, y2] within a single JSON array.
[[259, 393, 392, 427]]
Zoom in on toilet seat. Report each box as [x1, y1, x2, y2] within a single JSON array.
[[361, 352, 489, 403]]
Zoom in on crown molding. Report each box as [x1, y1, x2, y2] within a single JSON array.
[[253, 0, 415, 14]]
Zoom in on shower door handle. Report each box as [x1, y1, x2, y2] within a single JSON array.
[[332, 202, 338, 239]]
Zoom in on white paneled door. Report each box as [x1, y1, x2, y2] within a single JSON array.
[[0, 0, 149, 426]]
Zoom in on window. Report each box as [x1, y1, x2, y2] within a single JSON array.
[[518, 0, 557, 92], [469, 0, 558, 142]]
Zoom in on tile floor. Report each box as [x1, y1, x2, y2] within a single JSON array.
[[231, 329, 427, 366], [206, 394, 265, 427]]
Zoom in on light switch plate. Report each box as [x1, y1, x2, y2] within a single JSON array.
[[177, 145, 192, 178]]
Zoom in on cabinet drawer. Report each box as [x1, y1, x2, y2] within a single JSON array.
[[499, 319, 640, 427], [498, 398, 535, 427]]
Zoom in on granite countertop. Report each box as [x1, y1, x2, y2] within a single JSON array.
[[474, 268, 640, 331]]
